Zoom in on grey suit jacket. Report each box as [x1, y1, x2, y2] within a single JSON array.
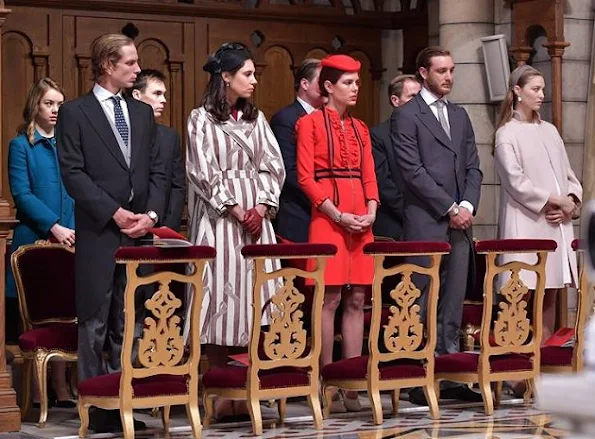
[[391, 93, 482, 241]]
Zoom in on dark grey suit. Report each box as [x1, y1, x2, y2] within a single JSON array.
[[57, 91, 166, 381], [371, 119, 405, 240], [391, 92, 482, 355], [156, 124, 185, 231]]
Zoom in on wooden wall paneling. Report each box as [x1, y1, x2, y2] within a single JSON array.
[[303, 47, 328, 62], [137, 37, 171, 126], [62, 15, 77, 100], [256, 46, 294, 119], [349, 50, 375, 126]]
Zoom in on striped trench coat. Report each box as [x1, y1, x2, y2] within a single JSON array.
[[186, 107, 286, 346]]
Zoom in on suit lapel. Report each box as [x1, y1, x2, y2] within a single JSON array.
[[415, 94, 456, 154], [81, 92, 128, 170], [127, 98, 143, 170], [293, 100, 307, 119], [447, 103, 463, 155]]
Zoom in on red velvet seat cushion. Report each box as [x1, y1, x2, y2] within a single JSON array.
[[78, 373, 187, 398], [435, 352, 533, 374], [202, 366, 310, 389], [321, 355, 426, 381], [475, 239, 557, 253], [242, 243, 337, 258], [462, 303, 483, 327], [19, 324, 77, 352], [541, 346, 573, 366], [364, 241, 451, 255], [115, 245, 216, 262]]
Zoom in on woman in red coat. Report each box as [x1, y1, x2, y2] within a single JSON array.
[[297, 54, 379, 412]]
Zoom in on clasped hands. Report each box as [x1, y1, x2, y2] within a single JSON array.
[[449, 206, 473, 230], [230, 204, 268, 241], [337, 213, 375, 233], [113, 207, 156, 239], [544, 195, 576, 226]]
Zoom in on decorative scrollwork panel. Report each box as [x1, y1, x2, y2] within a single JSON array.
[[138, 281, 185, 368], [263, 275, 307, 360], [383, 271, 423, 352], [494, 269, 531, 347]]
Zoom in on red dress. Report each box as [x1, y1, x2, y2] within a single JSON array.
[[296, 107, 379, 286]]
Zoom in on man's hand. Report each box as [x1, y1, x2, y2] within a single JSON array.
[[121, 213, 155, 239], [449, 207, 473, 230], [50, 224, 75, 246], [113, 207, 137, 229]]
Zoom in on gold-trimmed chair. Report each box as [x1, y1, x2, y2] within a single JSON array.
[[541, 239, 592, 373], [434, 239, 557, 415], [11, 240, 78, 427], [321, 241, 451, 424], [77, 245, 215, 438], [202, 243, 337, 435]]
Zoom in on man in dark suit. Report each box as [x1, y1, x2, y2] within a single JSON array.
[[270, 58, 322, 243], [371, 74, 420, 240], [392, 46, 483, 404], [56, 34, 166, 432], [129, 69, 185, 230]]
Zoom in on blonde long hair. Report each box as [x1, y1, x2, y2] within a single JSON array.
[[17, 78, 65, 144]]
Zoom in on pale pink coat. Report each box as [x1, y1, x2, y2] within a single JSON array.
[[494, 116, 582, 289]]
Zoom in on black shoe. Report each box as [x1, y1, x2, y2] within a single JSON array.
[[440, 386, 483, 402], [88, 409, 147, 433], [55, 400, 77, 408], [408, 387, 429, 406]]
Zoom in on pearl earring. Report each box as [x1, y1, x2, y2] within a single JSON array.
[[517, 96, 522, 102], [225, 82, 230, 88]]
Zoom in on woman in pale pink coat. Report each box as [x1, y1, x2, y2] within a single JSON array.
[[494, 65, 582, 343]]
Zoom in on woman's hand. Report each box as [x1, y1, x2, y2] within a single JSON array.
[[242, 208, 263, 240], [339, 213, 365, 233], [50, 224, 75, 246], [355, 214, 376, 230], [229, 204, 246, 222]]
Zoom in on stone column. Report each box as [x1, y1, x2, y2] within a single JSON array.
[[439, 0, 496, 240], [0, 0, 21, 432]]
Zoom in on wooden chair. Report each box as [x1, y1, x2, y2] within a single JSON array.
[[541, 239, 592, 373], [11, 240, 78, 427], [434, 239, 557, 415], [321, 241, 451, 424], [202, 243, 337, 435], [77, 245, 215, 438]]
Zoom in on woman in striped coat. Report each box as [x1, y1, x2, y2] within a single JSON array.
[[186, 43, 285, 419]]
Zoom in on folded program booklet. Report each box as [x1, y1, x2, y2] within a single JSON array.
[[142, 227, 192, 247]]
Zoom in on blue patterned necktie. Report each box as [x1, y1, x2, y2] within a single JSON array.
[[110, 96, 129, 146]]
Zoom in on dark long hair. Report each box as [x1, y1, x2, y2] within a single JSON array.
[[201, 43, 258, 122]]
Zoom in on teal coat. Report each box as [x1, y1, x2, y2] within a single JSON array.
[[6, 130, 74, 298]]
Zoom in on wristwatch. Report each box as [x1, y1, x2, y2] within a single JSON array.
[[146, 210, 159, 224], [333, 212, 343, 223], [449, 206, 460, 217]]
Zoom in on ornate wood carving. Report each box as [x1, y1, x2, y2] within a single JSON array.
[[494, 269, 531, 347], [384, 272, 423, 352]]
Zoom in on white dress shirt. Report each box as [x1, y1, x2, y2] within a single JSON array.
[[297, 97, 316, 115], [419, 86, 474, 215], [92, 83, 131, 132]]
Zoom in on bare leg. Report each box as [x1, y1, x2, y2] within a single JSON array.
[[542, 288, 558, 344], [341, 285, 365, 399], [205, 345, 234, 418], [50, 361, 71, 401], [321, 286, 342, 368]]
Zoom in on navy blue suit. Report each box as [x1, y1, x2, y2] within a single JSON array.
[[270, 100, 310, 243], [6, 131, 74, 298]]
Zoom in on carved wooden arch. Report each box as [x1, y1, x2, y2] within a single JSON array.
[[349, 50, 376, 125], [137, 37, 173, 127], [255, 45, 295, 119]]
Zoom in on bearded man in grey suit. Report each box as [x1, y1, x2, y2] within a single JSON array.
[[392, 46, 483, 405]]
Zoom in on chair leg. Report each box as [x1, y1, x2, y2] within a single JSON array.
[[277, 398, 287, 423], [34, 350, 50, 427], [367, 379, 383, 425], [307, 389, 323, 430], [21, 359, 33, 420], [494, 381, 503, 408], [120, 407, 135, 439], [161, 405, 171, 433], [77, 399, 89, 438], [322, 385, 333, 418], [391, 389, 400, 415], [524, 378, 535, 403], [423, 381, 440, 420], [202, 393, 213, 427], [186, 400, 202, 438], [151, 407, 160, 418], [247, 394, 263, 436], [479, 379, 494, 416]]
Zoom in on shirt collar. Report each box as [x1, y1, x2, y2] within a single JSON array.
[[297, 97, 316, 115], [420, 86, 448, 107], [93, 83, 123, 102], [31, 129, 54, 147]]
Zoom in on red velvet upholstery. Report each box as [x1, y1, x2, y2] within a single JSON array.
[[15, 246, 76, 322], [19, 324, 77, 352], [572, 239, 582, 251], [541, 346, 573, 366], [242, 243, 337, 258], [321, 356, 426, 381], [472, 331, 497, 347], [462, 303, 483, 327], [435, 352, 533, 374], [475, 239, 557, 253], [202, 366, 310, 389], [364, 241, 451, 255], [115, 245, 216, 262], [78, 372, 187, 398]]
